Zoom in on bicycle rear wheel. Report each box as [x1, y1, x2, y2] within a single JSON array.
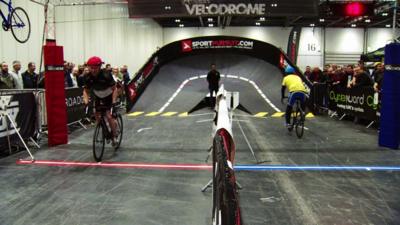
[[295, 104, 305, 138], [93, 123, 105, 162], [114, 114, 123, 150], [10, 7, 31, 43]]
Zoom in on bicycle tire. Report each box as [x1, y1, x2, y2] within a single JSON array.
[[295, 102, 305, 138], [114, 114, 123, 150], [288, 106, 297, 132], [10, 7, 31, 43], [93, 122, 105, 162]]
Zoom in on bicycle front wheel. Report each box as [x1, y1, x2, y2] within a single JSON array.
[[10, 7, 31, 43], [295, 109, 305, 138], [93, 123, 105, 162], [114, 114, 123, 150]]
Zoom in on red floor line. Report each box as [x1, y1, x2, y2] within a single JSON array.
[[16, 159, 213, 171]]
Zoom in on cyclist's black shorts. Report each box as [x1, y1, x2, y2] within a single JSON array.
[[94, 94, 112, 112]]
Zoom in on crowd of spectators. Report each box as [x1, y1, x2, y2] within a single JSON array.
[[304, 61, 384, 92], [0, 60, 131, 90]]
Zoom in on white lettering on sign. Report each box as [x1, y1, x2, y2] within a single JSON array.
[[190, 40, 254, 50], [185, 3, 266, 16], [0, 100, 20, 138]]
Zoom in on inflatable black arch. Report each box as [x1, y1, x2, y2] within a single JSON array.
[[126, 35, 311, 112]]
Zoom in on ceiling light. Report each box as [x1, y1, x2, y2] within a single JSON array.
[[208, 24, 214, 27], [319, 18, 325, 22], [271, 3, 277, 7], [179, 24, 184, 28], [208, 18, 213, 22], [351, 24, 356, 27], [386, 24, 391, 28], [260, 17, 266, 21], [365, 19, 371, 23], [175, 19, 180, 23], [164, 5, 171, 10], [255, 22, 261, 26], [310, 23, 315, 27], [382, 12, 388, 16]]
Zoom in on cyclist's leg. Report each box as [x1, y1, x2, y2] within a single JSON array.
[[93, 97, 102, 123], [286, 92, 295, 125], [101, 95, 117, 136], [299, 93, 308, 112]]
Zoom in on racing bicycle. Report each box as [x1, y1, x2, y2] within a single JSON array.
[[283, 97, 306, 139], [92, 103, 123, 162], [0, 0, 31, 43]]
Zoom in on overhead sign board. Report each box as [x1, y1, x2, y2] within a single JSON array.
[[185, 3, 266, 16]]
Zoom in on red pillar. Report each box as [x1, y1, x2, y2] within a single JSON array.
[[43, 40, 68, 146]]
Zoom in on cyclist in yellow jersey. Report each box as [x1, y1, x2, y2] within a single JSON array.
[[281, 66, 308, 129]]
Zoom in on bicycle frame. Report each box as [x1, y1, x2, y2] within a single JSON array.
[[0, 0, 13, 25]]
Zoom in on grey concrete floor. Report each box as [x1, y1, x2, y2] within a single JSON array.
[[1, 54, 400, 225]]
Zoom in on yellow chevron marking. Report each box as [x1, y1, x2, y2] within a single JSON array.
[[128, 112, 144, 117], [162, 112, 178, 117], [145, 112, 161, 117]]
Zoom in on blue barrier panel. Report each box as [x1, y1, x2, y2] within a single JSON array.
[[379, 43, 400, 149]]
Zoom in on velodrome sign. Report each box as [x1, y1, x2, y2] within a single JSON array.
[[185, 3, 266, 16]]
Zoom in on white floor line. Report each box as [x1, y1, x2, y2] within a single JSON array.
[[157, 74, 281, 113], [196, 119, 214, 123], [236, 120, 258, 163]]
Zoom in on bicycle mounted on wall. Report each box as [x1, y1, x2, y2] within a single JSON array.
[[0, 0, 31, 43]]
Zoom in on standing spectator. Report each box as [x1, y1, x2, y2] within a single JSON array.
[[121, 65, 130, 85], [358, 60, 371, 76], [309, 67, 322, 83], [207, 63, 220, 107], [331, 67, 347, 88], [22, 62, 39, 89], [112, 67, 123, 82], [373, 62, 384, 92], [349, 66, 373, 88], [71, 67, 79, 87], [77, 67, 89, 88], [64, 62, 73, 88], [0, 62, 16, 89], [105, 64, 112, 73], [304, 66, 312, 80], [10, 60, 23, 89], [78, 64, 85, 76]]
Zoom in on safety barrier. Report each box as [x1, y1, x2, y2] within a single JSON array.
[[311, 84, 380, 124], [0, 88, 89, 154], [0, 90, 38, 154]]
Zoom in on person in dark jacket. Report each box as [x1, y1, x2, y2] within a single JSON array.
[[309, 67, 322, 83], [207, 63, 220, 107], [373, 62, 384, 92], [331, 69, 347, 88], [22, 62, 39, 89], [304, 66, 312, 80], [349, 66, 373, 88]]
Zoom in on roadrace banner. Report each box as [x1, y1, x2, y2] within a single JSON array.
[[65, 88, 86, 124], [0, 93, 36, 153], [328, 86, 379, 121]]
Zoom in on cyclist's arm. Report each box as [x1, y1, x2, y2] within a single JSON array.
[[281, 86, 286, 100], [83, 87, 90, 105], [111, 85, 118, 104]]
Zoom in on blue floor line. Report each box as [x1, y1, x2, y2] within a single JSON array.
[[234, 165, 400, 171]]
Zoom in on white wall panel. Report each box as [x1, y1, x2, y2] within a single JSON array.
[[297, 28, 323, 70], [163, 27, 292, 50], [55, 4, 163, 74], [367, 28, 400, 52], [0, 0, 44, 71], [325, 28, 364, 54]]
